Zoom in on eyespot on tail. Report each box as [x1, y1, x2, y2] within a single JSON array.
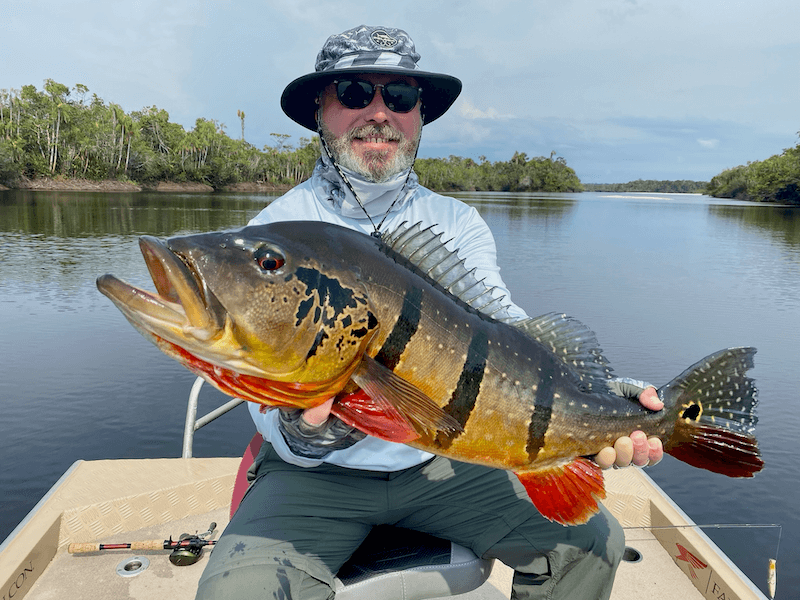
[[660, 347, 763, 477]]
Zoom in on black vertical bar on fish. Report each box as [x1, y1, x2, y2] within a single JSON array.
[[526, 370, 555, 462], [375, 287, 423, 369], [435, 331, 489, 449]]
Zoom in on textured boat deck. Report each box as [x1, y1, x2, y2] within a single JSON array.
[[2, 459, 766, 599], [24, 508, 703, 600]]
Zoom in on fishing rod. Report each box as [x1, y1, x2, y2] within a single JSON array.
[[68, 522, 218, 566], [622, 523, 781, 599]]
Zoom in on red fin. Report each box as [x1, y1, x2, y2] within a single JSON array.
[[351, 355, 463, 437], [515, 458, 606, 526], [666, 422, 763, 477], [331, 390, 420, 443]]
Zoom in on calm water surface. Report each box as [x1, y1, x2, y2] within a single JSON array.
[[1, 189, 798, 597]]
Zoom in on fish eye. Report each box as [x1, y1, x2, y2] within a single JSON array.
[[254, 246, 285, 271]]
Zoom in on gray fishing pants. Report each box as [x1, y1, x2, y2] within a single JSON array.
[[196, 441, 624, 600]]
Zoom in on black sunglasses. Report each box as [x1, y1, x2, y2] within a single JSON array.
[[333, 79, 422, 113]]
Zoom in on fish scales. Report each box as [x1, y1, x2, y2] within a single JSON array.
[[356, 244, 557, 467], [97, 220, 764, 525]]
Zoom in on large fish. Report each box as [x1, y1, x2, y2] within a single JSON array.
[[97, 221, 763, 525]]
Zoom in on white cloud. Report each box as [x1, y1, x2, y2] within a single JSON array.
[[697, 139, 720, 149], [457, 98, 510, 120]]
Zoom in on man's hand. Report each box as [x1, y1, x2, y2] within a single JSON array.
[[302, 398, 335, 426], [594, 387, 664, 469]]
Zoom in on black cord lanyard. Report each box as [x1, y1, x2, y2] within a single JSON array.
[[318, 134, 418, 238]]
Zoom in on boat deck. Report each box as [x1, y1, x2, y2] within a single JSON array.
[[1, 458, 767, 600], [24, 508, 702, 600]]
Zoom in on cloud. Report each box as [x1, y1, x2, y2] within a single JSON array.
[[457, 98, 510, 120], [698, 139, 720, 149]]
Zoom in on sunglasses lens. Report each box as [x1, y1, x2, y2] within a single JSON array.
[[336, 80, 374, 109], [382, 83, 420, 113], [335, 80, 421, 113]]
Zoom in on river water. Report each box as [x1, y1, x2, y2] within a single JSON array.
[[1, 189, 797, 597]]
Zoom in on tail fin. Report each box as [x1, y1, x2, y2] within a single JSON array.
[[660, 347, 763, 477]]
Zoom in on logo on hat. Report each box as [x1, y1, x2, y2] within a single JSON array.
[[370, 29, 398, 48]]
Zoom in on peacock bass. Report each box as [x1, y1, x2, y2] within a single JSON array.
[[97, 221, 763, 525]]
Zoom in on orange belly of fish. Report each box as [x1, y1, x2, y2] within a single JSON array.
[[165, 340, 350, 408]]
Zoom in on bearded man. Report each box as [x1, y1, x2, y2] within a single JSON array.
[[196, 25, 662, 600]]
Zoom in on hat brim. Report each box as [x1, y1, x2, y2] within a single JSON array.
[[280, 67, 462, 131]]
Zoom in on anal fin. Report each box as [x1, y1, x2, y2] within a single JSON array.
[[515, 458, 606, 526]]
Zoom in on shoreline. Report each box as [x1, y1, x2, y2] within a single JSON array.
[[0, 177, 292, 194]]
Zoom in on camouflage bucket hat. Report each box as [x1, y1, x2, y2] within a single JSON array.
[[281, 25, 462, 131]]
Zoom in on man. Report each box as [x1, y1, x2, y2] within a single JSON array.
[[196, 25, 663, 600]]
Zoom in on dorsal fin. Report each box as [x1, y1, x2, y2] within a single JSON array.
[[381, 225, 614, 392], [514, 312, 615, 393], [382, 222, 516, 322]]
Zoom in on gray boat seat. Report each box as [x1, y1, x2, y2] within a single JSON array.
[[232, 435, 493, 599], [335, 525, 494, 600]]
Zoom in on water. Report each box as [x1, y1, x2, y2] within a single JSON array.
[[1, 189, 798, 597]]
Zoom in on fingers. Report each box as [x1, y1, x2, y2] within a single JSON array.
[[630, 431, 650, 466], [594, 446, 617, 470], [598, 432, 664, 469], [647, 436, 664, 466], [638, 387, 664, 411], [613, 436, 634, 467]]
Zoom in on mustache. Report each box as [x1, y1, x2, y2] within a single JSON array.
[[345, 124, 403, 142]]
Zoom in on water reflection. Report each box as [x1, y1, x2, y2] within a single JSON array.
[[0, 190, 276, 237], [711, 203, 800, 249]]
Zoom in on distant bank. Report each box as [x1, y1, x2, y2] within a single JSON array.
[[582, 180, 707, 194], [0, 177, 707, 196], [2, 177, 702, 195], [0, 177, 291, 194]]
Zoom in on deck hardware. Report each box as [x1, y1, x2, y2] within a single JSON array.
[[116, 556, 150, 577], [622, 546, 643, 563]]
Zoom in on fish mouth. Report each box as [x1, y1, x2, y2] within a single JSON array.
[[97, 236, 254, 374]]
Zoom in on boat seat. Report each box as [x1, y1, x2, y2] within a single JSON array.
[[231, 434, 493, 600]]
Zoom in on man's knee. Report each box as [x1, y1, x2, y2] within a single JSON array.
[[196, 562, 333, 600]]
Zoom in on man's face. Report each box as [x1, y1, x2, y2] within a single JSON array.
[[318, 73, 422, 183]]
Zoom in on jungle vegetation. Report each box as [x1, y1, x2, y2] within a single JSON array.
[[2, 80, 796, 202], [705, 139, 800, 204], [0, 81, 318, 188], [0, 80, 581, 192]]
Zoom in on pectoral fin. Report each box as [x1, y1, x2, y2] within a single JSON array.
[[515, 458, 606, 526], [348, 355, 464, 439], [332, 389, 420, 443]]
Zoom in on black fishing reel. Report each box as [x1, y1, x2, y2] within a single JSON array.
[[168, 522, 217, 566]]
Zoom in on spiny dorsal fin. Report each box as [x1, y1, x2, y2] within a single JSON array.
[[382, 222, 515, 322], [514, 312, 614, 393]]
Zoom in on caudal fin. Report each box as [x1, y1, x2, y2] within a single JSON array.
[[661, 347, 763, 477]]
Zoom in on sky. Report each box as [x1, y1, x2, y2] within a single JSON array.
[[3, 0, 799, 183]]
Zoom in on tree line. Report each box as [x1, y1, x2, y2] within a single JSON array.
[[415, 151, 582, 193], [583, 180, 707, 193], [0, 80, 318, 188], [2, 80, 796, 202], [0, 80, 581, 193], [705, 139, 800, 204]]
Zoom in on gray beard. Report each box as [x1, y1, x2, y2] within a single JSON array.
[[319, 122, 421, 184]]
